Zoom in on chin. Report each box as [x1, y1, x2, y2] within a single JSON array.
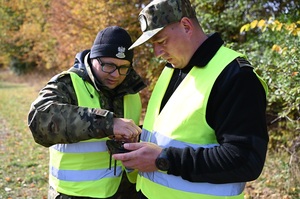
[[106, 83, 118, 89], [106, 85, 116, 89]]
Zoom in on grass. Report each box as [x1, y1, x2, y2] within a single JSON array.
[[0, 68, 299, 198], [0, 77, 49, 198], [245, 150, 299, 199]]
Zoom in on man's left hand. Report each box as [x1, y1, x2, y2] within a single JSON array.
[[112, 142, 162, 172]]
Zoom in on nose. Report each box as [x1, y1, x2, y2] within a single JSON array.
[[110, 69, 120, 77]]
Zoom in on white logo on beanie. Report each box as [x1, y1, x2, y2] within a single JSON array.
[[116, 46, 126, 58]]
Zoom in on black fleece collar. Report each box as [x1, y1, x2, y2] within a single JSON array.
[[189, 32, 224, 68]]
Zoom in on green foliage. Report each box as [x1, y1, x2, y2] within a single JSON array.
[[192, 0, 299, 149], [193, 0, 247, 42], [0, 0, 54, 72], [9, 56, 36, 75], [240, 17, 299, 131], [240, 14, 300, 198]]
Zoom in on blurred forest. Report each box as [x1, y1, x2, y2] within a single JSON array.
[[0, 0, 299, 197]]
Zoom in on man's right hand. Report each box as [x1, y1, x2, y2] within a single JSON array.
[[112, 118, 141, 142]]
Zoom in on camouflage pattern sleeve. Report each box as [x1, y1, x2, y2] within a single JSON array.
[[27, 73, 114, 147]]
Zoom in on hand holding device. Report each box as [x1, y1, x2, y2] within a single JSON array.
[[106, 140, 131, 175]]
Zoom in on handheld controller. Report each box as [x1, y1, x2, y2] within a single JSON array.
[[106, 140, 131, 175], [106, 140, 131, 154]]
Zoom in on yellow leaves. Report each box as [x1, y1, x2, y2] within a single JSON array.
[[240, 24, 250, 33], [270, 20, 280, 31], [240, 18, 300, 37], [284, 21, 300, 36], [250, 20, 258, 29], [240, 19, 268, 33], [291, 71, 298, 77], [276, 23, 283, 31], [272, 44, 282, 53], [19, 23, 42, 40], [257, 19, 266, 28], [272, 44, 290, 56]]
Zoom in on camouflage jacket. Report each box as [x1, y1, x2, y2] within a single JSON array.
[[28, 50, 146, 147]]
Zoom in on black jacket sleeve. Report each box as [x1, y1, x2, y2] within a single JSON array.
[[166, 60, 269, 183]]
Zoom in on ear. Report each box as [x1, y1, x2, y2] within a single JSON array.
[[180, 17, 193, 34]]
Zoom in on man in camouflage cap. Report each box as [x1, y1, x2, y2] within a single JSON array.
[[28, 26, 146, 199], [129, 0, 196, 49], [113, 0, 269, 199]]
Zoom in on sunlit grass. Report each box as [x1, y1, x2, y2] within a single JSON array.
[[0, 80, 48, 198]]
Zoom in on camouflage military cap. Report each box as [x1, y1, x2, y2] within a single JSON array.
[[129, 0, 196, 50]]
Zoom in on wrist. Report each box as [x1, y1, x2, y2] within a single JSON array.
[[155, 148, 170, 171], [94, 109, 114, 136]]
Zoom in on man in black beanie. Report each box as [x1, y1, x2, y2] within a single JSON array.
[[28, 26, 146, 199]]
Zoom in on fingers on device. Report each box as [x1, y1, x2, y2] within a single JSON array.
[[106, 140, 131, 175]]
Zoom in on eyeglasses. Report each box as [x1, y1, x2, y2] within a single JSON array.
[[97, 58, 131, 76]]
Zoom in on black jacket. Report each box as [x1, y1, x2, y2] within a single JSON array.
[[163, 33, 268, 183]]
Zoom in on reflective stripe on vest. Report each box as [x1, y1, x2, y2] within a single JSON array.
[[138, 46, 260, 199], [140, 130, 245, 198], [49, 72, 141, 198]]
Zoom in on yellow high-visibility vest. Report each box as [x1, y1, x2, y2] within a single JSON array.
[[138, 46, 267, 199], [49, 71, 141, 198]]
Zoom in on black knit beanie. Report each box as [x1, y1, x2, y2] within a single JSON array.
[[90, 26, 134, 63]]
